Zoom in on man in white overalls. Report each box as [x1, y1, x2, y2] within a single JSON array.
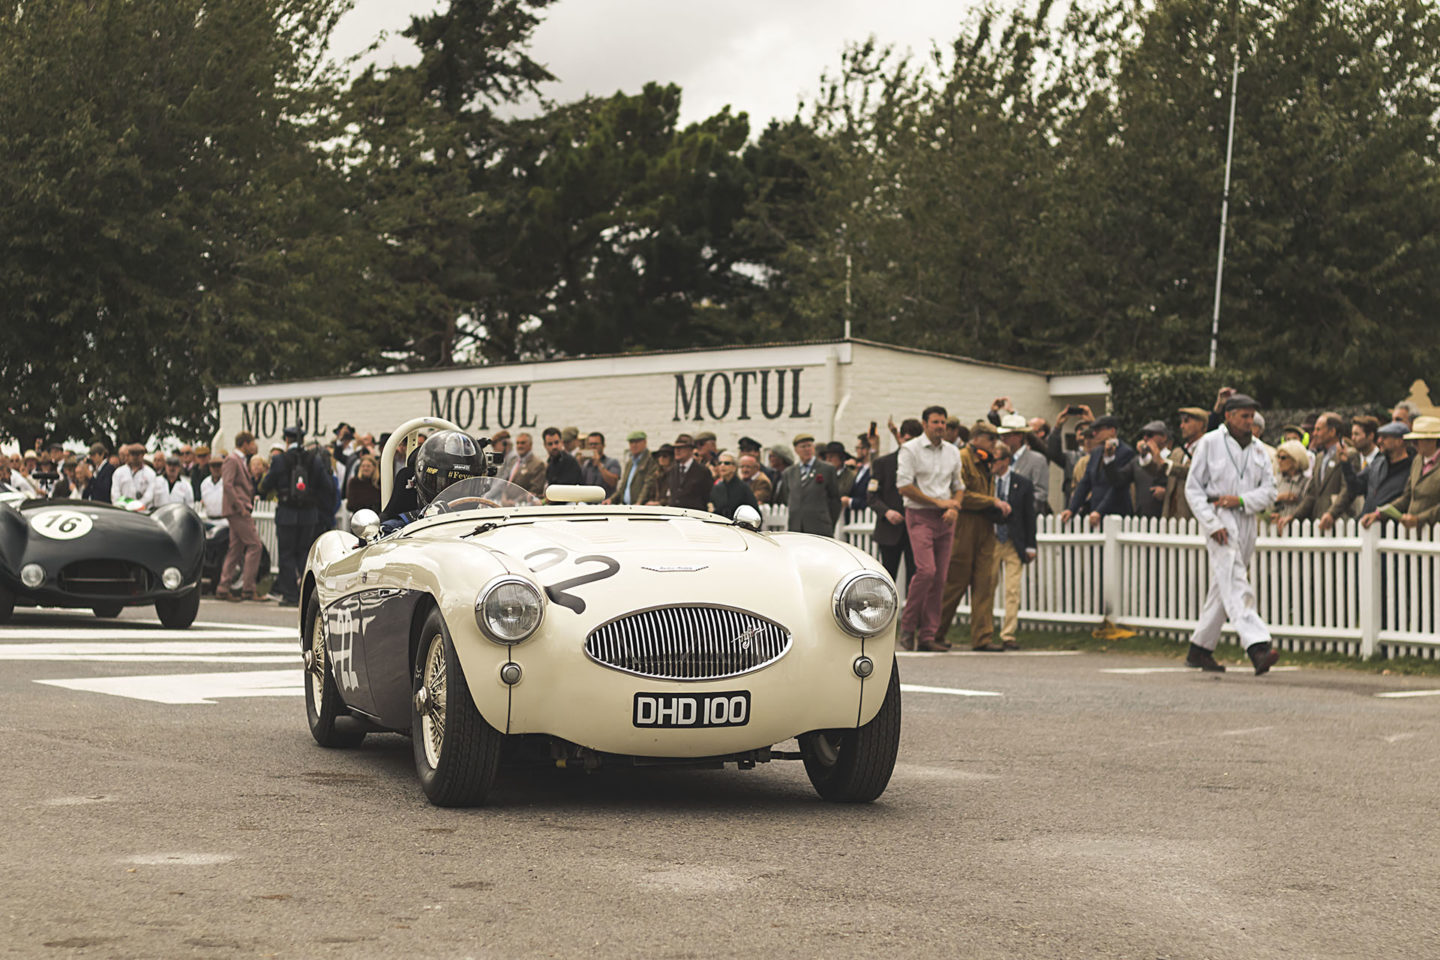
[[1184, 394, 1282, 675]]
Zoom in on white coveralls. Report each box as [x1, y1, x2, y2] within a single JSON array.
[[1185, 426, 1278, 652]]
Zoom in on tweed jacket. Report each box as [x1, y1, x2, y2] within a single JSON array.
[[613, 450, 659, 505], [1159, 441, 1197, 520], [506, 453, 547, 497], [1379, 453, 1440, 527]]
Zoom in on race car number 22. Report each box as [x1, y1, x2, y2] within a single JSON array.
[[30, 510, 95, 540]]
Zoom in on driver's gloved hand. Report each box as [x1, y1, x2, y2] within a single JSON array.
[[379, 515, 411, 536]]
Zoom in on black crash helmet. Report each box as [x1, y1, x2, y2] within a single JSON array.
[[414, 431, 485, 506]]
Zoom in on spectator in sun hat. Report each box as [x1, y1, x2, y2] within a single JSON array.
[[998, 412, 1050, 514], [1271, 439, 1310, 521], [775, 432, 841, 536], [823, 441, 857, 499], [560, 426, 581, 456], [1365, 416, 1440, 530], [666, 434, 712, 510]]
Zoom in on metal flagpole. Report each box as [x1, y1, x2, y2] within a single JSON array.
[[1209, 10, 1242, 369]]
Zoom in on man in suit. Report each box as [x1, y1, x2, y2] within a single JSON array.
[[1326, 421, 1413, 528], [1279, 411, 1347, 532], [1060, 415, 1135, 527], [987, 443, 1037, 650], [610, 430, 658, 505], [504, 432, 546, 496], [666, 434, 712, 511], [775, 432, 842, 535], [871, 419, 921, 585], [217, 431, 266, 602], [1105, 420, 1170, 518]]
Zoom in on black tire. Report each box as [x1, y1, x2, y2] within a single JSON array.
[[0, 582, 13, 624], [154, 589, 200, 630], [800, 659, 902, 803], [411, 606, 503, 807], [303, 595, 366, 748], [92, 603, 123, 618]]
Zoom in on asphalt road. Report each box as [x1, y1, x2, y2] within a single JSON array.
[[3, 599, 1438, 959]]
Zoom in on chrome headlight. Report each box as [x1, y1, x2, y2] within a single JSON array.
[[832, 571, 898, 637], [161, 567, 184, 591], [475, 576, 544, 644], [20, 563, 45, 589]]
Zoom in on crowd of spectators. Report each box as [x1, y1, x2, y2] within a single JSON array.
[[4, 391, 1434, 624]]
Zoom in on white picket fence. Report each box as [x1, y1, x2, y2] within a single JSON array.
[[257, 500, 1438, 660]]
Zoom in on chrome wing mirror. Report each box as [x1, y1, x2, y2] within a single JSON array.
[[732, 505, 763, 531]]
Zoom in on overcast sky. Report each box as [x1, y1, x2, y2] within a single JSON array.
[[331, 0, 978, 133]]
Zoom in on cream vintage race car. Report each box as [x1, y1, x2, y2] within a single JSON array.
[[301, 417, 901, 806]]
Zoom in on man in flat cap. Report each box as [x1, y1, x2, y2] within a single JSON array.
[[1330, 421, 1412, 525], [1156, 407, 1210, 520], [937, 420, 1010, 650], [666, 434, 712, 511], [1185, 393, 1281, 675], [1104, 420, 1170, 519], [610, 430, 658, 506], [1060, 415, 1135, 527], [775, 432, 842, 536], [692, 431, 719, 470]]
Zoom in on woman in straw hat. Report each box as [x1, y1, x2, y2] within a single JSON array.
[[1363, 416, 1440, 530]]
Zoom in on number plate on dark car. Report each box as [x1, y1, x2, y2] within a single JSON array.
[[633, 691, 750, 728]]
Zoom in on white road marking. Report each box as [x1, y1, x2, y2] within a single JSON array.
[[1382, 732, 1418, 743], [1101, 666, 1301, 675], [893, 763, 1000, 781], [1217, 726, 1274, 737], [1375, 689, 1440, 699], [900, 683, 1002, 698], [0, 625, 293, 642], [897, 650, 1081, 657], [126, 853, 235, 866], [38, 670, 303, 705], [0, 641, 296, 664]]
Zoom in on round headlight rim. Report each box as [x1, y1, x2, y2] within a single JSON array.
[[474, 574, 545, 645], [161, 566, 184, 591], [832, 569, 898, 638], [20, 562, 46, 589]]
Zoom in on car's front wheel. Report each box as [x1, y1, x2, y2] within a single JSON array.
[[800, 659, 902, 802], [411, 606, 503, 806], [154, 589, 200, 629], [303, 595, 366, 748], [92, 603, 123, 618]]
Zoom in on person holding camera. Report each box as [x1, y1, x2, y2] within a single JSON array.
[[1060, 416, 1135, 527], [579, 431, 620, 495]]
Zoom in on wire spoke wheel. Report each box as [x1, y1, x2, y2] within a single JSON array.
[[303, 594, 365, 749], [420, 632, 448, 769]]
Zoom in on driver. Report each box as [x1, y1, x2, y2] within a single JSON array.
[[379, 431, 488, 535]]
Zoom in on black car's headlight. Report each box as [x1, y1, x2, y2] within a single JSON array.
[[832, 571, 898, 637], [475, 576, 545, 644]]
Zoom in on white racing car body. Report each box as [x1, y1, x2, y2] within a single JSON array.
[[301, 418, 901, 806]]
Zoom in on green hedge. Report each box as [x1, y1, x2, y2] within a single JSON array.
[[1106, 362, 1250, 441]]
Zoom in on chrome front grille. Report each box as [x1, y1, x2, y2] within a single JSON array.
[[585, 606, 792, 681]]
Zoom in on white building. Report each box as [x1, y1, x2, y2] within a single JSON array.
[[217, 338, 1108, 502]]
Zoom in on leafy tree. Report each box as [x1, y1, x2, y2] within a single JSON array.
[[0, 0, 374, 446]]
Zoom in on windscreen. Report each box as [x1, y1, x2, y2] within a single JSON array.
[[422, 476, 543, 516]]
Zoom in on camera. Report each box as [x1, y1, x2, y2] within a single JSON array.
[[1065, 405, 1085, 416]]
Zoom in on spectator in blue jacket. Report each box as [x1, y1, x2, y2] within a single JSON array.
[[1060, 415, 1135, 527]]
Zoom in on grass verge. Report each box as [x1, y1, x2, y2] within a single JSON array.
[[943, 624, 1440, 677]]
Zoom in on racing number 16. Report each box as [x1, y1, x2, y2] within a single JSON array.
[[42, 514, 82, 534]]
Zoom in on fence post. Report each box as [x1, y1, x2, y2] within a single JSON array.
[[1358, 521, 1380, 659], [1102, 514, 1122, 620]]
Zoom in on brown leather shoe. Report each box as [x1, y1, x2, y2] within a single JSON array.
[[917, 637, 951, 653], [1002, 640, 1021, 651], [971, 643, 1005, 652], [896, 631, 916, 652], [244, 592, 276, 603]]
